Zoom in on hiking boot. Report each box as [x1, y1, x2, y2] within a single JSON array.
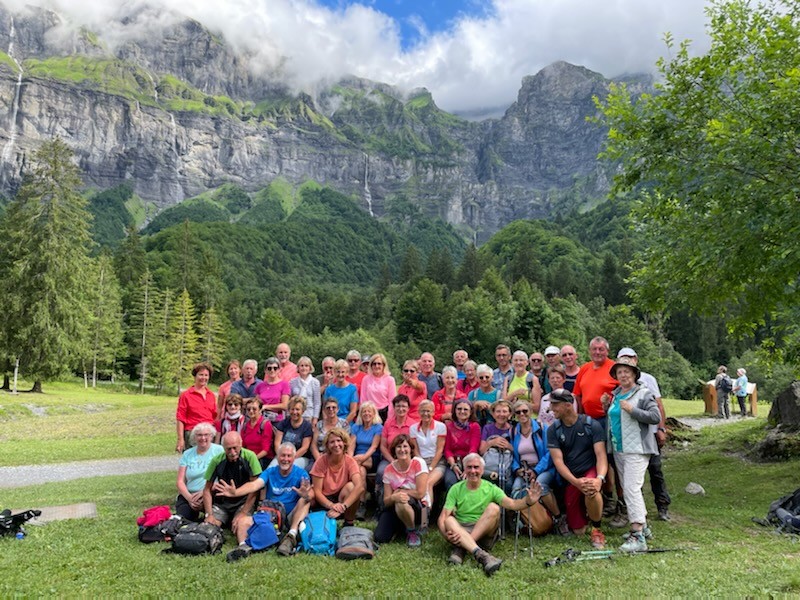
[[609, 512, 629, 529], [355, 501, 367, 521], [474, 548, 503, 576], [276, 533, 297, 557], [553, 514, 571, 536], [406, 530, 421, 548], [620, 531, 648, 553], [601, 495, 617, 518], [448, 546, 466, 566], [226, 543, 251, 562], [620, 525, 652, 540], [590, 527, 606, 550], [658, 507, 672, 522]]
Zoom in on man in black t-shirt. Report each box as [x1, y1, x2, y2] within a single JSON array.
[[546, 389, 608, 548]]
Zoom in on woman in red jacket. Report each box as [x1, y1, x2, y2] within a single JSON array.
[[443, 399, 481, 491]]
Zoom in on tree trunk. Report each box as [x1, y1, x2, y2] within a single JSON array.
[[12, 358, 19, 394], [1, 374, 9, 390], [30, 380, 42, 393]]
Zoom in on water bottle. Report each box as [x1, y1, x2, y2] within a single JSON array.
[[15, 531, 25, 540]]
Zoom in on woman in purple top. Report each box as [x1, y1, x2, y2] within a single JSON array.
[[255, 356, 290, 421]]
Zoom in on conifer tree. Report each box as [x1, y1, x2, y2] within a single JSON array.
[[198, 304, 228, 374]]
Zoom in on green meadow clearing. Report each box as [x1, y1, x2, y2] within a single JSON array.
[[0, 381, 797, 597]]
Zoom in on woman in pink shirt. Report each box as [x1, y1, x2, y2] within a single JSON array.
[[360, 353, 397, 422], [443, 399, 481, 491], [255, 357, 290, 421], [391, 359, 426, 422]]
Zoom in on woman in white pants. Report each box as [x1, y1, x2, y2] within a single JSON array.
[[603, 357, 661, 552]]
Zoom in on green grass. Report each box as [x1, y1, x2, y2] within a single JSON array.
[[1, 384, 797, 595]]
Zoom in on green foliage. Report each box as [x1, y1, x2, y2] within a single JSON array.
[[142, 198, 230, 235], [83, 254, 125, 384], [196, 183, 252, 215], [198, 305, 229, 373], [596, 0, 800, 333], [168, 288, 201, 392], [88, 183, 135, 248], [0, 139, 94, 383], [0, 50, 20, 73], [394, 278, 446, 348]]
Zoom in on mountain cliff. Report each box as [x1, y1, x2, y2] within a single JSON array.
[[0, 2, 652, 240]]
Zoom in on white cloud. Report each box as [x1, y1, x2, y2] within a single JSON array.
[[1, 0, 711, 113]]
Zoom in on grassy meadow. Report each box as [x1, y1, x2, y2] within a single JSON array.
[[0, 381, 797, 596]]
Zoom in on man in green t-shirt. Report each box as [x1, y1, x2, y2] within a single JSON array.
[[203, 431, 262, 560], [438, 453, 541, 576]]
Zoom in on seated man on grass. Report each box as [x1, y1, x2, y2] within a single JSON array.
[[214, 442, 314, 561], [203, 432, 261, 560], [546, 388, 608, 548], [438, 453, 542, 576]]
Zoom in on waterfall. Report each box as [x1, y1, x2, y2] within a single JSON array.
[[169, 113, 184, 201], [146, 71, 158, 103], [2, 17, 23, 165], [363, 153, 374, 217]]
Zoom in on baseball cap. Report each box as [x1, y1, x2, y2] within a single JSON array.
[[549, 389, 575, 404], [544, 345, 560, 356]]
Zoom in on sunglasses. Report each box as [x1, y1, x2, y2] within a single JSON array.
[[403, 369, 416, 373], [348, 358, 360, 363], [515, 409, 530, 415], [530, 358, 543, 363], [478, 375, 491, 380], [266, 366, 279, 371], [325, 405, 337, 410], [371, 362, 384, 367]]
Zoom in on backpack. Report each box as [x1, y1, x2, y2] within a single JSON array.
[[482, 447, 513, 485], [335, 526, 377, 560], [718, 375, 733, 394], [256, 500, 288, 536], [164, 522, 224, 555], [760, 488, 800, 534], [299, 511, 338, 555], [553, 415, 594, 443], [138, 515, 188, 544], [245, 511, 280, 551]]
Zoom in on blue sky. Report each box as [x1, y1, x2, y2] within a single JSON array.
[[316, 0, 494, 49]]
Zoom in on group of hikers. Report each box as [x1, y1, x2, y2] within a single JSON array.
[[173, 337, 672, 573]]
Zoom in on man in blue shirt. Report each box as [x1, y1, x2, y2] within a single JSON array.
[[230, 359, 262, 400], [215, 442, 312, 560]]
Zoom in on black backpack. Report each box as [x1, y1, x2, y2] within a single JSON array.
[[163, 522, 224, 555], [758, 488, 800, 534], [718, 375, 733, 394]]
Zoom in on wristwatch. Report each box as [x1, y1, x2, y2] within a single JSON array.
[[597, 474, 606, 483]]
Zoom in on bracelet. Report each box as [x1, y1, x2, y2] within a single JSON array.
[[597, 474, 606, 483]]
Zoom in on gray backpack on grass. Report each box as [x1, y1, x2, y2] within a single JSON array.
[[335, 526, 377, 560]]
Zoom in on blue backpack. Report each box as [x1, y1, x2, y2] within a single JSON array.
[[246, 511, 279, 551], [299, 511, 338, 555]]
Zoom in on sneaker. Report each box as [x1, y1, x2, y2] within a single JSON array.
[[226, 544, 251, 562], [620, 525, 652, 540], [658, 507, 672, 522], [609, 512, 629, 529], [590, 527, 606, 550], [620, 531, 648, 553], [474, 548, 503, 576], [448, 546, 466, 566], [553, 514, 571, 537], [276, 533, 297, 557], [406, 530, 421, 548], [602, 496, 617, 518], [355, 501, 367, 521]]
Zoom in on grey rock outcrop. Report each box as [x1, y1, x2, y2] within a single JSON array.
[[768, 381, 800, 428]]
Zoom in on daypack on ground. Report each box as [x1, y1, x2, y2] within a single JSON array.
[[138, 515, 188, 544], [335, 526, 377, 560], [482, 447, 512, 484], [758, 487, 800, 534], [299, 511, 337, 555], [164, 522, 224, 555], [256, 500, 288, 536], [246, 510, 280, 550]]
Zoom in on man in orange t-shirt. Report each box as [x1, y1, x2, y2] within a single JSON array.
[[572, 337, 618, 419]]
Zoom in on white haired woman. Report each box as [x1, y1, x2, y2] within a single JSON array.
[[733, 368, 749, 417], [176, 422, 223, 522]]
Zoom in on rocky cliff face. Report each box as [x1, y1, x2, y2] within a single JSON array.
[[0, 3, 652, 239]]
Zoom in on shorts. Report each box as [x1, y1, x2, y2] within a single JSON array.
[[210, 498, 250, 527], [564, 466, 597, 531], [459, 521, 499, 550], [424, 456, 447, 476]]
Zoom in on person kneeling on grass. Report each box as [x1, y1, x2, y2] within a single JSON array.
[[438, 453, 542, 576], [375, 434, 429, 548], [214, 442, 314, 561], [309, 428, 364, 526], [203, 432, 261, 559]]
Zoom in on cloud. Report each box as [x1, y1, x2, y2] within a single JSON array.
[[1, 0, 711, 113]]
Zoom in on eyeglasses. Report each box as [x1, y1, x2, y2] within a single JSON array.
[[325, 405, 337, 410], [371, 362, 384, 367], [324, 366, 334, 370], [226, 403, 241, 407], [403, 369, 416, 373], [266, 366, 279, 371], [515, 409, 530, 415], [478, 375, 491, 380]]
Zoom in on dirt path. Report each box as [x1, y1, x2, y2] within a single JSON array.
[[676, 414, 751, 430]]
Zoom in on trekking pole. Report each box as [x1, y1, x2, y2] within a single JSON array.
[[498, 451, 507, 540], [523, 463, 534, 558]]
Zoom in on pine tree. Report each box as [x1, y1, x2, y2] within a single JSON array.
[[198, 304, 228, 374], [0, 138, 94, 391], [454, 244, 484, 290], [84, 253, 125, 387], [127, 268, 157, 393], [169, 288, 200, 394]]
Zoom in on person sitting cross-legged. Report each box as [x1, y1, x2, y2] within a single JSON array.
[[309, 428, 364, 525], [438, 452, 542, 576], [214, 442, 314, 561]]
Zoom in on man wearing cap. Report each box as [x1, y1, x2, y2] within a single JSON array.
[[546, 389, 608, 548], [541, 346, 562, 393], [616, 347, 672, 522], [560, 345, 580, 392]]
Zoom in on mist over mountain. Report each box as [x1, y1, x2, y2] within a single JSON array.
[[0, 2, 653, 239]]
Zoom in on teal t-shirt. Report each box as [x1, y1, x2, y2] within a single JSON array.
[[444, 479, 506, 524], [179, 443, 224, 493], [608, 388, 634, 453]]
